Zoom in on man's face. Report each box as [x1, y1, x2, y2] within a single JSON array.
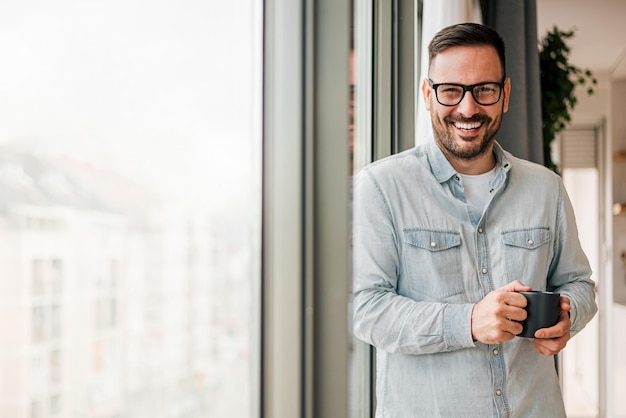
[[422, 45, 510, 162]]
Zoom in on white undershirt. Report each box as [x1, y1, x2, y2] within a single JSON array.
[[459, 166, 497, 212]]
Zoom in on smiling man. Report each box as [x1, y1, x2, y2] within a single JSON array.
[[352, 23, 597, 418]]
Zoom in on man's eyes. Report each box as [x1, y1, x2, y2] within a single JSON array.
[[476, 85, 497, 94], [440, 86, 462, 94]]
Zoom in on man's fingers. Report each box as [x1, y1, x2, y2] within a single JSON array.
[[498, 280, 532, 293], [504, 318, 524, 336], [534, 311, 571, 339], [530, 334, 569, 356]]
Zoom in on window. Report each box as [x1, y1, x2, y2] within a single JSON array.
[[0, 1, 262, 417]]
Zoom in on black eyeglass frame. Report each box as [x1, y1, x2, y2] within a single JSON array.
[[427, 78, 506, 107]]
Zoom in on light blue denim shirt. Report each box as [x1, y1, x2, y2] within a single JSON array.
[[352, 141, 597, 418]]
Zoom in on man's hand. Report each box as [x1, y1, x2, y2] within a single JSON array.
[[471, 280, 532, 344], [529, 296, 572, 356]]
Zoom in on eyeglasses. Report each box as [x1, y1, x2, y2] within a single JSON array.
[[428, 79, 505, 106]]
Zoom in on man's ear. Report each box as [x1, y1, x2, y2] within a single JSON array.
[[421, 78, 432, 111], [502, 77, 511, 113]]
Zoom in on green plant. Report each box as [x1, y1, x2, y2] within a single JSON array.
[[539, 27, 597, 172]]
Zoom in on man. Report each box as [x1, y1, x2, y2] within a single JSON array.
[[352, 23, 597, 417]]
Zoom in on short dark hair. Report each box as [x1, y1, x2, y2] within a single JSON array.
[[428, 23, 506, 78]]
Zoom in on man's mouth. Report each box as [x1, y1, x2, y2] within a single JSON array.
[[453, 121, 482, 131]]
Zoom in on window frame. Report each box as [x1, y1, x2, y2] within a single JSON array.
[[351, 0, 420, 416], [262, 0, 420, 416], [262, 0, 352, 417]]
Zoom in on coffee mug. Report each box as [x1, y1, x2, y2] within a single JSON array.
[[516, 291, 561, 338]]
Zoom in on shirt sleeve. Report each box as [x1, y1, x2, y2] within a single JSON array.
[[547, 179, 598, 336], [351, 170, 475, 354]]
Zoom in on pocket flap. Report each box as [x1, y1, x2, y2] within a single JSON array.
[[502, 228, 551, 249], [403, 229, 461, 252]]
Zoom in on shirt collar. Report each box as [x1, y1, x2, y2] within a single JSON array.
[[425, 139, 512, 184]]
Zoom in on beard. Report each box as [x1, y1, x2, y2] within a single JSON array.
[[431, 112, 502, 161]]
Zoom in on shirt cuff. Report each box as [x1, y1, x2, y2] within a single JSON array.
[[443, 303, 476, 349]]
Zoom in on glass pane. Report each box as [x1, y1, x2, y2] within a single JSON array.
[[0, 1, 262, 418]]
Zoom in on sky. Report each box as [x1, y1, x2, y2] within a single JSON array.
[[0, 0, 262, 207]]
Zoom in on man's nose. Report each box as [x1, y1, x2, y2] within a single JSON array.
[[456, 90, 480, 116]]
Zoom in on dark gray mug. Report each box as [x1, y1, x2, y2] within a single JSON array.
[[516, 291, 561, 338]]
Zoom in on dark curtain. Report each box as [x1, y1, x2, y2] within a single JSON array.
[[480, 0, 543, 165]]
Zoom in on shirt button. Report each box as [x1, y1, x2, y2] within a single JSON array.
[[482, 268, 488, 274], [493, 348, 499, 355], [495, 389, 502, 396], [478, 227, 483, 234], [430, 241, 437, 248], [528, 239, 534, 245]]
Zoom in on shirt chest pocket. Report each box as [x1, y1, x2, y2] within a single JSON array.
[[501, 227, 552, 289], [402, 228, 464, 301]]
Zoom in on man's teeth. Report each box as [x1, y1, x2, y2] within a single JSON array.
[[454, 122, 481, 130]]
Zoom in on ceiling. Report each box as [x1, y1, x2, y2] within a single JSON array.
[[537, 0, 626, 80]]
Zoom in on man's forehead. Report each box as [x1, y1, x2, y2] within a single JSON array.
[[430, 45, 503, 79]]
